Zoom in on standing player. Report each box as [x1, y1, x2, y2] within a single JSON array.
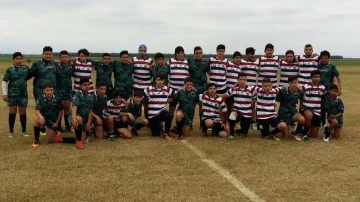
[[95, 53, 114, 99], [208, 44, 228, 94], [2, 52, 30, 137], [257, 43, 279, 88], [132, 44, 153, 92], [72, 48, 96, 94], [151, 52, 169, 86], [279, 50, 300, 87], [113, 50, 133, 100], [296, 44, 319, 88], [92, 82, 108, 139]]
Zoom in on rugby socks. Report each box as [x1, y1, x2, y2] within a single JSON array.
[[229, 120, 236, 136], [75, 124, 82, 141], [134, 123, 144, 130], [34, 126, 40, 141], [176, 120, 184, 135], [165, 114, 172, 134], [270, 128, 280, 135], [8, 113, 16, 133], [20, 114, 26, 132], [199, 113, 203, 128], [296, 124, 304, 134]]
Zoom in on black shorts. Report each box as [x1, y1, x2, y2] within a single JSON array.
[[300, 109, 321, 127], [257, 117, 279, 137], [201, 118, 225, 135], [114, 120, 128, 130]]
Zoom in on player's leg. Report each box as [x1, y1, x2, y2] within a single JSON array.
[[169, 99, 178, 133], [302, 109, 313, 140], [333, 127, 342, 139], [148, 116, 161, 137], [18, 104, 28, 136], [276, 121, 289, 139], [228, 111, 239, 138], [310, 114, 321, 138], [93, 114, 104, 139], [175, 110, 185, 137], [32, 116, 42, 147], [225, 98, 234, 129], [63, 99, 72, 131], [105, 116, 115, 140], [213, 122, 228, 138], [258, 119, 270, 139], [159, 110, 173, 139], [46, 127, 58, 143], [239, 117, 251, 137], [131, 117, 148, 136], [8, 104, 17, 137], [74, 116, 84, 148]]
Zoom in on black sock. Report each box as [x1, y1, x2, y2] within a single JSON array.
[[64, 114, 70, 127], [229, 120, 236, 136], [270, 128, 280, 136], [296, 124, 304, 135], [75, 125, 82, 141], [176, 120, 184, 135], [9, 113, 16, 133], [62, 137, 76, 144], [34, 127, 40, 141], [59, 118, 62, 129], [20, 114, 26, 132], [303, 127, 309, 136], [134, 123, 144, 130]]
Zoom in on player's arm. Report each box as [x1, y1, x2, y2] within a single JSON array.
[[143, 88, 150, 118], [55, 100, 64, 126], [220, 100, 228, 125], [167, 88, 175, 103], [332, 99, 344, 119], [71, 95, 79, 128], [2, 69, 9, 102], [29, 62, 38, 79]]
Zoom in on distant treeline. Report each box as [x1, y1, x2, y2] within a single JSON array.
[[0, 53, 345, 59]]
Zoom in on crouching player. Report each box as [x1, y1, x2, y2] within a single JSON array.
[[124, 90, 148, 136], [199, 83, 228, 138], [323, 84, 344, 141], [104, 91, 132, 140], [92, 82, 108, 139]]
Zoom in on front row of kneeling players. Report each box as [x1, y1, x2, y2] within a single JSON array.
[[33, 70, 344, 149]]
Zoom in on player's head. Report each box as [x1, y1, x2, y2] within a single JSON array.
[[207, 83, 217, 96], [194, 46, 203, 60], [328, 84, 339, 97], [175, 46, 185, 61], [262, 78, 272, 92], [120, 50, 129, 64], [285, 50, 295, 63], [102, 53, 111, 65], [154, 74, 164, 87], [42, 46, 53, 61], [79, 78, 90, 93], [264, 43, 274, 57], [304, 44, 313, 56], [184, 77, 193, 92], [138, 44, 147, 58], [288, 75, 298, 90], [320, 50, 330, 65], [133, 90, 143, 105], [78, 48, 90, 63], [59, 50, 69, 64], [245, 47, 256, 61], [42, 83, 54, 98], [112, 91, 124, 105], [154, 52, 164, 66], [233, 51, 242, 64], [216, 44, 226, 58], [237, 72, 247, 87], [96, 82, 107, 97], [310, 70, 321, 85], [12, 52, 23, 66]]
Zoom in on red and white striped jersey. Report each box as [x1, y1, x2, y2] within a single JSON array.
[[226, 61, 242, 89], [257, 56, 280, 88], [226, 86, 255, 118], [301, 84, 326, 116], [209, 57, 228, 92], [296, 55, 319, 88], [253, 87, 280, 119], [132, 57, 153, 90], [105, 100, 126, 121], [199, 94, 227, 123], [168, 58, 189, 90], [72, 60, 95, 93], [241, 59, 259, 87], [144, 86, 174, 118], [279, 60, 300, 87]]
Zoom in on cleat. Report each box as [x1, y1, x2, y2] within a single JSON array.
[[54, 133, 63, 144], [75, 140, 84, 149], [164, 134, 173, 140], [108, 134, 115, 141], [303, 135, 309, 141], [131, 128, 138, 136], [21, 132, 29, 137], [228, 135, 234, 140], [294, 134, 302, 141], [32, 140, 40, 148], [9, 132, 14, 138]]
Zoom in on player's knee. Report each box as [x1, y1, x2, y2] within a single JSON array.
[[298, 116, 305, 124], [330, 119, 338, 126], [121, 116, 128, 122], [205, 119, 214, 127], [143, 119, 149, 126], [76, 116, 83, 123], [219, 131, 228, 138], [175, 111, 183, 121], [278, 122, 288, 131]]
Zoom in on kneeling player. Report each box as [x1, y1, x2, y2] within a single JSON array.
[[124, 90, 149, 136], [92, 82, 108, 139], [199, 83, 228, 138], [323, 84, 344, 141]]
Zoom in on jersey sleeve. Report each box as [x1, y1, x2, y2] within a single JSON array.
[[226, 88, 233, 97], [72, 94, 80, 106], [143, 87, 150, 103], [57, 99, 64, 111], [3, 68, 10, 82], [219, 99, 227, 112], [35, 100, 42, 110], [333, 65, 340, 77], [338, 99, 344, 114], [199, 94, 203, 102], [169, 87, 176, 98], [29, 62, 38, 78], [275, 89, 283, 102]]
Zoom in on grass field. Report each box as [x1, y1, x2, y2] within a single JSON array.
[[1, 60, 360, 202]]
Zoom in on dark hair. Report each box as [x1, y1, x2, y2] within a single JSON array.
[[264, 43, 274, 50], [285, 50, 294, 55], [238, 72, 246, 78], [96, 82, 107, 88], [59, 50, 68, 56], [216, 44, 225, 51], [43, 83, 53, 89], [43, 46, 53, 53], [262, 78, 271, 83], [79, 78, 90, 85], [154, 52, 164, 60], [102, 53, 110, 57], [112, 91, 123, 98], [12, 52, 23, 59], [155, 73, 164, 80], [311, 70, 321, 77], [133, 90, 143, 98], [233, 51, 242, 58], [120, 50, 128, 57], [245, 47, 255, 55], [305, 44, 312, 48], [329, 84, 338, 91], [320, 50, 331, 58], [175, 46, 184, 54], [207, 83, 216, 89], [288, 75, 298, 83], [184, 77, 192, 84], [194, 46, 202, 53], [78, 48, 90, 56]]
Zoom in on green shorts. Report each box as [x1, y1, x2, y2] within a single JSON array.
[[8, 96, 28, 107], [177, 109, 194, 126], [327, 116, 343, 128], [278, 110, 298, 125], [92, 114, 105, 125]]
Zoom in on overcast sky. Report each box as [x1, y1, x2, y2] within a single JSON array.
[[0, 0, 358, 57]]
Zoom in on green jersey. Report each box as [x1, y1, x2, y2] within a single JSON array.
[[3, 65, 30, 97], [95, 63, 114, 88], [323, 95, 344, 116], [276, 87, 302, 124], [124, 99, 142, 117], [113, 61, 133, 99], [92, 93, 108, 116], [35, 95, 63, 124], [188, 57, 209, 91], [318, 63, 339, 89], [152, 64, 169, 86], [72, 91, 93, 120], [30, 59, 59, 98], [56, 63, 73, 96], [174, 89, 197, 124]]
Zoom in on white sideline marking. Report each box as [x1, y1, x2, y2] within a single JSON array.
[[182, 140, 266, 202]]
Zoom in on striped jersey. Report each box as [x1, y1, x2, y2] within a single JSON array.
[[296, 55, 319, 87], [258, 56, 280, 88], [168, 58, 190, 90], [132, 57, 153, 90], [105, 100, 127, 121], [199, 94, 227, 123], [253, 87, 280, 119], [279, 60, 300, 87], [241, 59, 259, 87], [301, 84, 326, 116], [226, 86, 255, 118], [72, 60, 95, 93], [226, 61, 242, 89], [144, 85, 174, 118], [209, 57, 228, 92]]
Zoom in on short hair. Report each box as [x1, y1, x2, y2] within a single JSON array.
[[59, 50, 68, 56], [285, 50, 295, 55], [216, 44, 225, 51], [112, 91, 123, 98], [311, 70, 321, 77], [175, 46, 184, 54], [12, 52, 23, 59], [262, 78, 271, 83], [329, 84, 339, 91], [78, 48, 90, 56], [42, 83, 53, 89], [207, 83, 216, 89], [245, 47, 255, 55], [102, 53, 110, 57], [238, 72, 246, 78], [264, 43, 274, 50], [194, 46, 202, 53], [96, 82, 107, 88], [320, 50, 331, 58], [288, 75, 298, 83], [155, 73, 164, 80], [120, 50, 128, 57], [133, 90, 143, 98], [79, 78, 90, 85], [305, 44, 312, 48], [43, 46, 53, 53], [184, 77, 192, 84], [233, 51, 242, 58], [154, 52, 164, 60]]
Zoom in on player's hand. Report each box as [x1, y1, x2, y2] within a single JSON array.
[[85, 123, 91, 132], [39, 116, 45, 125], [53, 122, 58, 128], [331, 115, 336, 119], [192, 87, 197, 92], [221, 123, 226, 129], [3, 95, 8, 102], [127, 113, 135, 121], [71, 57, 77, 62], [72, 119, 78, 129]]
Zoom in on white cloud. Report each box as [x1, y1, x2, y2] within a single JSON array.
[[0, 0, 359, 57]]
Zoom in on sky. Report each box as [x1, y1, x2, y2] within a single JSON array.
[[0, 0, 359, 57]]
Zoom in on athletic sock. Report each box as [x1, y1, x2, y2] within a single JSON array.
[[9, 113, 16, 133], [75, 125, 83, 141], [176, 120, 184, 135], [270, 128, 280, 135], [20, 114, 26, 132], [34, 126, 40, 141], [229, 120, 236, 136], [62, 137, 76, 144], [134, 123, 144, 130]]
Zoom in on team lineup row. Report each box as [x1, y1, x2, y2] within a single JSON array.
[[1, 43, 343, 149]]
